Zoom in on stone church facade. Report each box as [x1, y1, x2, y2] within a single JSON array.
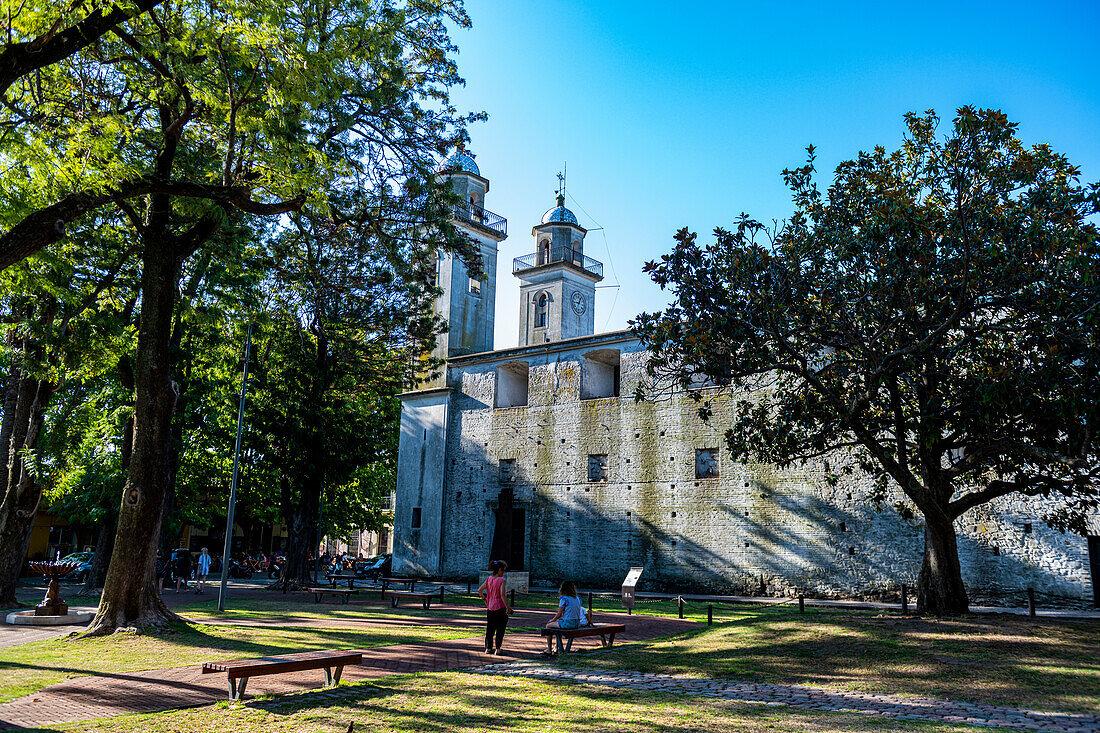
[[393, 154, 1100, 603]]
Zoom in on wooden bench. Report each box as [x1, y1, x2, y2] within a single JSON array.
[[384, 587, 443, 609], [202, 650, 362, 701], [326, 573, 358, 588], [308, 587, 359, 604], [540, 624, 627, 654], [379, 577, 417, 593]]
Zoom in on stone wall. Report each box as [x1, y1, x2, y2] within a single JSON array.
[[399, 331, 1094, 602]]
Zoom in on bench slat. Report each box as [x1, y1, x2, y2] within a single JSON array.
[[540, 624, 627, 638], [203, 651, 362, 678]]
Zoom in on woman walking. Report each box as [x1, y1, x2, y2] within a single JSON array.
[[478, 560, 513, 655]]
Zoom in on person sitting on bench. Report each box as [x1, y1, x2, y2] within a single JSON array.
[[543, 580, 588, 655]]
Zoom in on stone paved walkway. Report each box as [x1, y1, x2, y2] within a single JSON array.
[[477, 663, 1100, 732], [0, 611, 690, 729]]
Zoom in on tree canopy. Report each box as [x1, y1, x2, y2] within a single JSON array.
[[634, 108, 1100, 615]]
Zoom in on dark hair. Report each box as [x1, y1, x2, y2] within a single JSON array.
[[559, 580, 577, 597], [488, 559, 508, 574]]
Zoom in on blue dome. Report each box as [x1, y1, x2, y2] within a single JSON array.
[[541, 194, 578, 225], [439, 150, 480, 176]]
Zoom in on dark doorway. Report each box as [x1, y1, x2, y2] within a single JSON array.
[[1089, 536, 1100, 608], [509, 509, 526, 571]]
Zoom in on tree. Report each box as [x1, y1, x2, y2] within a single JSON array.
[[246, 194, 456, 590], [634, 108, 1100, 615], [0, 0, 479, 634]]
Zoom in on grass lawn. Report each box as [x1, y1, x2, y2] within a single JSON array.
[[560, 608, 1100, 714], [60, 671, 994, 733], [0, 622, 473, 704]]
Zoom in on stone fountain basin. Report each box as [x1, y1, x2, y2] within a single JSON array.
[[6, 608, 94, 626]]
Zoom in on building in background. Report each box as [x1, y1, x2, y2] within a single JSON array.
[[392, 154, 1100, 605]]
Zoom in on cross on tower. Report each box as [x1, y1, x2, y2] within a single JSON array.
[[555, 170, 565, 197]]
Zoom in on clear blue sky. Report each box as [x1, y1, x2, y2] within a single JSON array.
[[446, 1, 1100, 349]]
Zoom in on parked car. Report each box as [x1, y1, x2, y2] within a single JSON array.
[[359, 554, 391, 580], [60, 552, 94, 583]]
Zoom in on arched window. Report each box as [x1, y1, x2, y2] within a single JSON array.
[[534, 293, 548, 328], [539, 239, 551, 265]]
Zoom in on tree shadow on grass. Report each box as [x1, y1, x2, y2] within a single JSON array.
[[557, 609, 1100, 713]]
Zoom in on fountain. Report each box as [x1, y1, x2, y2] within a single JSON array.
[[5, 560, 94, 626]]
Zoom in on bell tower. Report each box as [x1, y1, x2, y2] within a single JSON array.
[[430, 149, 509, 367], [513, 188, 603, 345]]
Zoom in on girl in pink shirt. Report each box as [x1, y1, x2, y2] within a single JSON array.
[[478, 559, 513, 654]]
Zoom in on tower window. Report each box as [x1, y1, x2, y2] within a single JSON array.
[[469, 276, 481, 296], [539, 239, 551, 265], [534, 293, 548, 328], [411, 507, 422, 529]]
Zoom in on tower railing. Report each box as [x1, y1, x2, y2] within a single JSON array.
[[451, 203, 507, 237], [513, 245, 603, 278]]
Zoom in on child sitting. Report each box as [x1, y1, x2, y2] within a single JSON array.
[[543, 580, 588, 655]]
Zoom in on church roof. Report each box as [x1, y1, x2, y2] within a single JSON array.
[[440, 150, 480, 176], [541, 194, 578, 225]]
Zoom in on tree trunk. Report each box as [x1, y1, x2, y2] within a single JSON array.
[[916, 512, 970, 615], [0, 375, 54, 605], [85, 243, 183, 634], [273, 473, 322, 591]]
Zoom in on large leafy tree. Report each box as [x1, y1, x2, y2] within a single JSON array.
[[634, 108, 1100, 615], [246, 194, 454, 590], [2, 0, 478, 633]]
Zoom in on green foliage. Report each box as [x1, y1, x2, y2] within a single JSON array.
[[635, 108, 1100, 533]]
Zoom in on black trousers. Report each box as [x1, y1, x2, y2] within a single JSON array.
[[485, 608, 509, 649]]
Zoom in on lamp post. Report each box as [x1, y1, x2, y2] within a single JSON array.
[[218, 322, 253, 612]]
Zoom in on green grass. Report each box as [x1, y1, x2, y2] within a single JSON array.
[[558, 608, 1100, 714], [0, 621, 473, 703], [59, 671, 996, 733]]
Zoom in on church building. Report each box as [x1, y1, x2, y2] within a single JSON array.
[[392, 152, 1100, 603]]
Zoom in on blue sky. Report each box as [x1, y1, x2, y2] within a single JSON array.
[[445, 1, 1100, 349]]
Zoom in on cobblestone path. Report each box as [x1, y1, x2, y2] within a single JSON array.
[[476, 662, 1100, 733]]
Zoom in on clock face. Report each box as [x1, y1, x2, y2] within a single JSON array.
[[570, 291, 587, 315]]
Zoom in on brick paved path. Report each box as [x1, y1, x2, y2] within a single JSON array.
[[0, 611, 689, 729], [478, 663, 1100, 733]]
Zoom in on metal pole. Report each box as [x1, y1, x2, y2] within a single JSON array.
[[218, 323, 253, 612]]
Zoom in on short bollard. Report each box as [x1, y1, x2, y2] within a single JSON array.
[[798, 595, 804, 614], [588, 592, 593, 617], [439, 585, 445, 602], [1028, 588, 1036, 617], [467, 582, 471, 595], [678, 596, 684, 619], [509, 588, 516, 608], [707, 604, 713, 625], [901, 584, 909, 615]]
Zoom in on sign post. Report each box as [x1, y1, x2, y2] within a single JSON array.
[[621, 566, 643, 615]]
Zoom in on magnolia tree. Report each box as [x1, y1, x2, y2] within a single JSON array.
[[633, 108, 1100, 615]]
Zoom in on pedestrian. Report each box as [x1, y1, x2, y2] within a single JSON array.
[[542, 580, 589, 655], [154, 550, 166, 593], [195, 547, 212, 593], [173, 547, 192, 593], [477, 559, 513, 655]]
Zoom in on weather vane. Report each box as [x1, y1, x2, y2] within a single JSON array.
[[556, 164, 568, 198]]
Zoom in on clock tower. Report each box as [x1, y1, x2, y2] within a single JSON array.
[[513, 191, 603, 345]]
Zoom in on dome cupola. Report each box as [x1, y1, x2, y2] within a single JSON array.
[[439, 150, 480, 176], [541, 193, 578, 225]]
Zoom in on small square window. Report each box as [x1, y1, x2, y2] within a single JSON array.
[[499, 459, 516, 484], [588, 454, 609, 483], [469, 277, 481, 296], [1023, 523, 1032, 534], [411, 507, 422, 529], [696, 448, 719, 479]]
